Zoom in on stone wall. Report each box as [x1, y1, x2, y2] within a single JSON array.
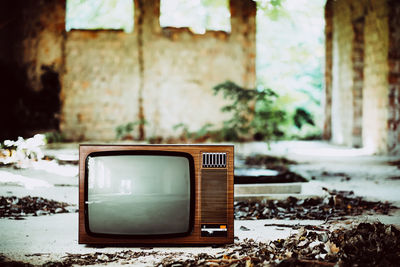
[[0, 0, 256, 141], [325, 0, 400, 154], [61, 0, 256, 140]]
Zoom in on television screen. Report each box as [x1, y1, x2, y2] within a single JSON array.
[[85, 153, 193, 236]]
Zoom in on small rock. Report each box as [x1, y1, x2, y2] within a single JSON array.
[[55, 208, 64, 213], [240, 226, 251, 231], [35, 210, 48, 216]]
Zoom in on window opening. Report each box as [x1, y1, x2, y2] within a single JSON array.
[[160, 0, 231, 34], [66, 0, 134, 33]]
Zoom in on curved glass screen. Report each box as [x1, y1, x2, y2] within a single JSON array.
[[86, 154, 191, 236]]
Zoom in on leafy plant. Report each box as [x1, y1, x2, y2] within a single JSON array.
[[212, 81, 285, 141], [115, 119, 147, 140], [293, 108, 315, 129], [194, 123, 214, 140], [173, 122, 214, 142], [210, 81, 317, 142], [44, 131, 65, 144]]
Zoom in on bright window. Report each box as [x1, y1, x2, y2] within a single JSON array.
[[160, 0, 231, 34], [66, 0, 134, 33]]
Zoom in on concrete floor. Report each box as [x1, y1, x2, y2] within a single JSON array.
[[1, 141, 400, 265]]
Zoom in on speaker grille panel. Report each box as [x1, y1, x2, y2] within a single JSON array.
[[201, 169, 227, 223], [202, 153, 226, 168]]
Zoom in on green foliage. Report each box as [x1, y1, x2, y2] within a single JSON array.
[[173, 123, 214, 141], [256, 0, 287, 21], [210, 81, 318, 142], [212, 81, 285, 141], [256, 0, 325, 138], [44, 132, 65, 144], [194, 123, 214, 139], [115, 119, 147, 140], [173, 123, 191, 139], [293, 108, 315, 129]]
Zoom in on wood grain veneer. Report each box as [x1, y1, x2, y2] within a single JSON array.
[[79, 144, 234, 245]]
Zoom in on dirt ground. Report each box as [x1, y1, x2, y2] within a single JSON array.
[[1, 141, 400, 266]]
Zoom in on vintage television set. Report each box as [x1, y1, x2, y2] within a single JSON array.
[[79, 144, 234, 245]]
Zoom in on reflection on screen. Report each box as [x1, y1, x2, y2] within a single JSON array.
[[87, 155, 190, 235]]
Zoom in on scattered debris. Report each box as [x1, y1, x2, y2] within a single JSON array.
[[0, 255, 33, 267], [388, 160, 400, 169], [0, 196, 75, 219], [58, 251, 158, 266], [263, 223, 330, 232], [25, 253, 51, 257], [235, 189, 397, 221], [156, 223, 400, 267], [0, 135, 77, 168], [0, 223, 399, 266], [0, 135, 45, 168], [331, 222, 400, 266], [2, 251, 160, 267], [321, 171, 352, 182]]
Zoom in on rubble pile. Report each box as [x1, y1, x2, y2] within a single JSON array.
[[235, 189, 396, 221], [0, 196, 74, 219]]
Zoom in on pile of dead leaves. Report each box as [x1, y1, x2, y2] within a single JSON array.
[[1, 223, 399, 266], [235, 189, 396, 221], [331, 222, 400, 266], [0, 196, 74, 219], [157, 223, 400, 267]]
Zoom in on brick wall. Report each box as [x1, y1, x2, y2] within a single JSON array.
[[61, 31, 140, 140], [60, 0, 256, 140], [0, 0, 256, 141]]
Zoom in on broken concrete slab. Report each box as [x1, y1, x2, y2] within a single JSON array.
[[235, 183, 302, 195]]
